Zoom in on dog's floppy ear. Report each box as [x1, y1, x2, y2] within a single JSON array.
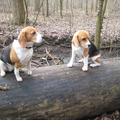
[[72, 35, 79, 48], [18, 30, 27, 48]]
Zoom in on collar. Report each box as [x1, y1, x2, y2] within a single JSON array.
[[15, 37, 33, 49], [26, 46, 33, 49]]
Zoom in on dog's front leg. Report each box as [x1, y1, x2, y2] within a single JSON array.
[[14, 67, 22, 81], [67, 49, 76, 68], [28, 60, 32, 76], [82, 56, 89, 71]]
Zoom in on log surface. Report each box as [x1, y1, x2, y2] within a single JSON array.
[[0, 60, 120, 120]]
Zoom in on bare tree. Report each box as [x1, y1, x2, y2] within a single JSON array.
[[94, 0, 98, 12], [46, 0, 49, 17], [34, 0, 40, 11], [11, 0, 25, 25], [60, 0, 63, 18], [94, 0, 108, 50], [102, 0, 108, 18], [91, 0, 94, 16], [86, 0, 88, 15]]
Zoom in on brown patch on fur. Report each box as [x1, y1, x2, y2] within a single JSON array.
[[18, 27, 38, 48], [84, 48, 89, 57], [72, 35, 79, 48], [72, 31, 90, 48], [18, 31, 27, 48], [15, 62, 21, 68], [10, 46, 21, 68], [95, 56, 100, 63]]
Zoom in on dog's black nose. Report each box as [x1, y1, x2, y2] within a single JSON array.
[[88, 44, 91, 48]]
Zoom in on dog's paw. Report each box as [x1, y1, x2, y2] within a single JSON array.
[[67, 63, 73, 68], [82, 66, 88, 72], [90, 63, 101, 68], [16, 77, 23, 82], [1, 71, 6, 77], [78, 59, 84, 63], [28, 70, 32, 76]]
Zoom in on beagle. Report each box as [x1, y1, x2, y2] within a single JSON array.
[[0, 26, 44, 81], [67, 30, 101, 71]]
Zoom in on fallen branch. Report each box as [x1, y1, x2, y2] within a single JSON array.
[[101, 45, 120, 49], [31, 60, 42, 67], [0, 44, 5, 48]]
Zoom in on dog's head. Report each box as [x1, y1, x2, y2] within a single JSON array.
[[72, 30, 91, 48], [18, 26, 44, 48]]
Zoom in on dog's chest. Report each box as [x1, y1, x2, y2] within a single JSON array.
[[13, 40, 33, 64], [72, 44, 84, 58], [18, 49, 33, 64]]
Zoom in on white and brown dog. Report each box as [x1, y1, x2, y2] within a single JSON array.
[[67, 30, 101, 71], [0, 26, 44, 81]]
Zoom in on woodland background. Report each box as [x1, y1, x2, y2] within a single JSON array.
[[0, 0, 120, 59], [0, 1, 120, 120]]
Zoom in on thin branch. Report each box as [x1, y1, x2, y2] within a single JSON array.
[[33, 0, 44, 25]]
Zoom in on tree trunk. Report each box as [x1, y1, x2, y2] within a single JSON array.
[[34, 0, 40, 11], [60, 0, 63, 18], [46, 0, 49, 17], [86, 0, 88, 15], [94, 0, 104, 50], [71, 0, 74, 16], [1, 60, 120, 120], [94, 0, 108, 50], [11, 0, 25, 25], [90, 0, 94, 16], [102, 0, 108, 19], [33, 0, 44, 25], [80, 0, 83, 10], [94, 0, 98, 12]]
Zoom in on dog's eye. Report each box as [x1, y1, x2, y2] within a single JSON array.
[[32, 32, 36, 35], [82, 38, 86, 41]]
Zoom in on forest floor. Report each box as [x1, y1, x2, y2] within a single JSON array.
[[0, 12, 120, 58], [0, 12, 120, 120]]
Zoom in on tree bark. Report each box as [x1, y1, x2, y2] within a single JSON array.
[[94, 0, 98, 12], [11, 0, 25, 25], [46, 0, 49, 17], [91, 0, 94, 16], [94, 0, 108, 50], [34, 0, 40, 11], [60, 0, 63, 18], [102, 0, 108, 19], [86, 0, 88, 15], [94, 0, 104, 50], [0, 60, 120, 120]]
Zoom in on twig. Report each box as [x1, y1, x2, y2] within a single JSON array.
[[42, 56, 50, 66], [0, 44, 5, 48], [31, 60, 42, 67], [44, 40, 51, 45], [33, 0, 44, 25], [45, 47, 57, 64]]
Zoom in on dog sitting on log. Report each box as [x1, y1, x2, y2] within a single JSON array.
[[0, 27, 44, 81], [67, 30, 101, 71]]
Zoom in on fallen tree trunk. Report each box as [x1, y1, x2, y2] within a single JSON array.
[[0, 59, 120, 120]]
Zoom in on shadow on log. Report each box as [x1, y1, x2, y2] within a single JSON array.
[[0, 59, 120, 120]]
